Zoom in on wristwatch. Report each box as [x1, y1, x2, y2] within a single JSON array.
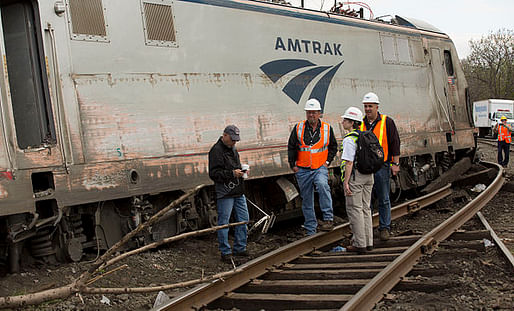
[[391, 162, 400, 166], [325, 161, 330, 166]]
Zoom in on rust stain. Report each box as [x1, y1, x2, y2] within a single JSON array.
[[82, 175, 118, 191], [211, 73, 223, 87], [22, 146, 63, 167], [350, 78, 357, 91], [197, 161, 207, 174], [72, 72, 266, 91], [81, 166, 123, 191], [183, 164, 193, 175], [3, 55, 10, 97], [243, 73, 253, 88], [258, 73, 275, 87]]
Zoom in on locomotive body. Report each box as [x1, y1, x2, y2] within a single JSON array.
[[0, 0, 473, 270]]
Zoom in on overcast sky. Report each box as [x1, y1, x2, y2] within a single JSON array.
[[288, 0, 514, 59]]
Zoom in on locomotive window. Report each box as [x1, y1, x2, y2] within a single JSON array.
[[380, 33, 424, 66], [444, 50, 454, 76], [141, 0, 177, 47], [67, 0, 109, 42], [409, 39, 425, 65], [1, 0, 56, 149], [397, 37, 411, 64], [380, 34, 397, 63]]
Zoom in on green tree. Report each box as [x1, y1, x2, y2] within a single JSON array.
[[462, 29, 514, 102]]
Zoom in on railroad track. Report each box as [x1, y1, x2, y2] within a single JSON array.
[[155, 162, 505, 311], [477, 137, 511, 148], [376, 212, 514, 309]]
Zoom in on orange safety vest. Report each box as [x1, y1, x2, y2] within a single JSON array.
[[296, 120, 330, 169], [498, 124, 512, 143], [360, 115, 389, 160]]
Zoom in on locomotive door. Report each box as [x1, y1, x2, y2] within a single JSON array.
[[0, 0, 64, 169], [430, 48, 454, 132]]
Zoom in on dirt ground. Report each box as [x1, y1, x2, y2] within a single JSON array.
[[374, 141, 514, 310], [0, 219, 307, 310], [1, 141, 513, 310], [376, 214, 514, 311]]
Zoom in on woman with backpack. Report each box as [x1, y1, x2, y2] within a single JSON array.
[[340, 107, 375, 254]]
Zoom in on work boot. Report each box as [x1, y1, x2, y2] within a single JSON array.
[[319, 220, 334, 231], [233, 250, 249, 257], [220, 253, 233, 263], [379, 229, 390, 241], [346, 245, 367, 255]]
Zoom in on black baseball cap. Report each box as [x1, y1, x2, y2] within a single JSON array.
[[224, 125, 240, 141]]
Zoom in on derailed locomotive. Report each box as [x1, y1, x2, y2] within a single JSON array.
[[0, 0, 474, 272]]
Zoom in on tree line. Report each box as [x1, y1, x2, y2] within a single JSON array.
[[461, 29, 514, 102]]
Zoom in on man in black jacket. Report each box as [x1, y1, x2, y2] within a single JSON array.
[[208, 125, 249, 263]]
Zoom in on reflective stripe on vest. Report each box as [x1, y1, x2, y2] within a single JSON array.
[[360, 115, 389, 160], [498, 124, 512, 143], [296, 121, 330, 169]]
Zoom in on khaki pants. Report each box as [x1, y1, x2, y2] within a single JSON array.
[[345, 170, 374, 248]]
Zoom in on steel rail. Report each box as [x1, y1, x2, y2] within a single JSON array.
[[341, 161, 504, 311], [477, 138, 497, 143], [476, 211, 514, 272], [477, 138, 497, 147], [477, 137, 513, 150], [155, 184, 452, 310]]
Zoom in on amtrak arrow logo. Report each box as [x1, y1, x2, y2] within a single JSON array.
[[260, 59, 343, 111]]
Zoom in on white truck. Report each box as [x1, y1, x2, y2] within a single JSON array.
[[473, 99, 514, 137]]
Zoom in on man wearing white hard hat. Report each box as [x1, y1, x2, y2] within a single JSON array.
[[340, 107, 374, 254], [287, 98, 338, 235], [361, 92, 401, 241]]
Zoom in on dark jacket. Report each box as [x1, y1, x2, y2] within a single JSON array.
[[362, 112, 401, 162], [208, 137, 244, 199], [287, 120, 338, 169]]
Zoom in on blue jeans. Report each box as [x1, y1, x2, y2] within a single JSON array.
[[498, 141, 510, 166], [217, 195, 249, 255], [373, 164, 391, 231], [295, 166, 333, 235]]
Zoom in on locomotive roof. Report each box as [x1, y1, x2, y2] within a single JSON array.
[[226, 0, 450, 39], [394, 16, 443, 34]]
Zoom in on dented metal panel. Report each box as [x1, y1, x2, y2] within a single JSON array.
[[0, 0, 473, 214], [57, 0, 469, 198]]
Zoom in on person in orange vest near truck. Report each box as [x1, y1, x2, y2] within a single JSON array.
[[494, 116, 512, 168], [288, 98, 338, 235], [360, 92, 401, 241]]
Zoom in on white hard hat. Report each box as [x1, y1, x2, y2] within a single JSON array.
[[362, 92, 380, 104], [342, 106, 363, 122], [304, 98, 322, 111]]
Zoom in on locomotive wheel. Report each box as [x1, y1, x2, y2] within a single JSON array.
[[390, 176, 402, 202], [208, 209, 218, 227]]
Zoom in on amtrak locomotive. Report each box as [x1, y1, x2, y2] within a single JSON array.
[[0, 0, 474, 272]]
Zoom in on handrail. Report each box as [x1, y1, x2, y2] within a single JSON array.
[[46, 23, 71, 171]]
